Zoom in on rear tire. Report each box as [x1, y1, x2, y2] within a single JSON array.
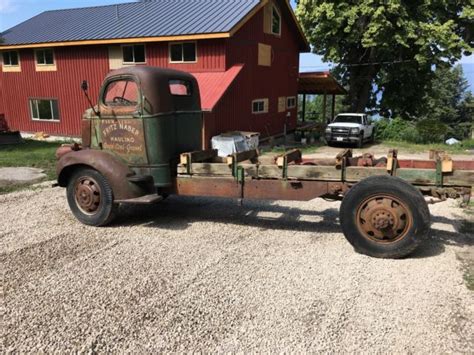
[[66, 168, 117, 226], [340, 175, 430, 258]]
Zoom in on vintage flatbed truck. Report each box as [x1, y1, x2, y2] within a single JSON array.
[[55, 67, 474, 259]]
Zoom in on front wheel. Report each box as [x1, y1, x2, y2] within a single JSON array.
[[339, 175, 430, 258], [66, 168, 117, 226]]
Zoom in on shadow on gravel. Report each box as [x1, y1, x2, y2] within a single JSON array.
[[110, 196, 474, 259], [411, 215, 474, 259], [113, 196, 341, 236]]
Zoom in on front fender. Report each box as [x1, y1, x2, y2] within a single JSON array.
[[56, 149, 151, 200]]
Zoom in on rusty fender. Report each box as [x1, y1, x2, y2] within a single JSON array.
[[56, 149, 152, 200]]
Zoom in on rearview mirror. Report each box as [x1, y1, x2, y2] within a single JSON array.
[[81, 80, 89, 91]]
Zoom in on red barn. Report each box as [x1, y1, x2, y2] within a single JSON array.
[[0, 0, 309, 145]]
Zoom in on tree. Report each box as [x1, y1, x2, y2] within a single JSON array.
[[295, 0, 473, 114], [420, 65, 473, 139]]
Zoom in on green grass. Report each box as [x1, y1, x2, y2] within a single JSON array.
[[0, 139, 69, 193], [381, 139, 474, 154], [260, 141, 325, 155]]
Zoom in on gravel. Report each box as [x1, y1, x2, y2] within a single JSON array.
[[1, 185, 473, 352]]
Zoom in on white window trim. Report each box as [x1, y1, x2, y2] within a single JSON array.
[[169, 42, 198, 64], [30, 99, 60, 122], [121, 44, 147, 65], [35, 48, 55, 66], [271, 4, 282, 36], [287, 96, 296, 109], [2, 51, 20, 67], [252, 98, 269, 114]]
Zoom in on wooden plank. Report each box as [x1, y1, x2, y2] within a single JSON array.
[[442, 158, 453, 173], [226, 149, 259, 165], [395, 168, 437, 185], [180, 149, 217, 165], [345, 167, 388, 182], [276, 149, 302, 167], [258, 43, 271, 67], [444, 170, 474, 186], [287, 165, 341, 181], [398, 159, 474, 170], [177, 163, 232, 176]]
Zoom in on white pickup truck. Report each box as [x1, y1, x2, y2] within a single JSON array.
[[325, 113, 375, 148]]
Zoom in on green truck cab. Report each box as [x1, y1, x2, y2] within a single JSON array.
[[56, 67, 203, 225]]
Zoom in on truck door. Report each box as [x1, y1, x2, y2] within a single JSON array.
[[363, 115, 372, 138], [95, 76, 148, 165]]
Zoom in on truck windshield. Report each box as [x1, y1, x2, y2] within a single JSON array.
[[333, 116, 362, 124]]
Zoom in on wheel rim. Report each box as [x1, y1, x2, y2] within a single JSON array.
[[74, 176, 101, 215], [355, 194, 413, 243]]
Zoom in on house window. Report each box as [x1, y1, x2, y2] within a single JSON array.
[[30, 99, 59, 121], [169, 42, 197, 63], [252, 99, 269, 114], [122, 45, 146, 64], [272, 5, 281, 35], [103, 79, 139, 107], [35, 49, 54, 65], [169, 80, 192, 96], [2, 51, 19, 66], [287, 96, 296, 109]]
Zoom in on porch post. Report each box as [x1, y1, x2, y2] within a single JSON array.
[[302, 93, 306, 122], [322, 93, 327, 123], [331, 94, 336, 121]]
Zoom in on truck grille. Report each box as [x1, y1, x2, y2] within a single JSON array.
[[331, 127, 350, 137]]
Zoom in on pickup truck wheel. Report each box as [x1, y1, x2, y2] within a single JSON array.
[[66, 168, 117, 226], [370, 131, 375, 144], [340, 175, 430, 258], [357, 133, 364, 148]]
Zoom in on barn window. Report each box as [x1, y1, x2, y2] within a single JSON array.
[[35, 49, 55, 65], [271, 5, 281, 35], [29, 99, 59, 121], [169, 80, 192, 96], [252, 99, 269, 114], [122, 45, 146, 64], [169, 42, 197, 63], [287, 96, 296, 109], [2, 51, 19, 66], [103, 79, 139, 106]]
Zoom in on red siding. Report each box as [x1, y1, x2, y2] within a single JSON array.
[[0, 46, 109, 136], [213, 0, 300, 139], [146, 40, 225, 72]]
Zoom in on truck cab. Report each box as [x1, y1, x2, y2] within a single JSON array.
[[56, 67, 203, 225], [325, 113, 374, 147]]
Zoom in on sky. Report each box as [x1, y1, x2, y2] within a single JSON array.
[[1, 0, 473, 88]]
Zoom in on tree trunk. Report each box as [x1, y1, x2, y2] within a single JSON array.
[[347, 47, 379, 113]]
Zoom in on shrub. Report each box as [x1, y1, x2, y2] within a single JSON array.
[[374, 117, 417, 142], [415, 119, 449, 144]]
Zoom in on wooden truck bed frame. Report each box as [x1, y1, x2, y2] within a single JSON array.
[[173, 148, 473, 205]]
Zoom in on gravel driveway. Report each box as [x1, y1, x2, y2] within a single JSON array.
[[2, 185, 473, 352]]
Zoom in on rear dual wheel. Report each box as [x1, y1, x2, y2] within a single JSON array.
[[66, 168, 117, 226], [340, 175, 430, 258]]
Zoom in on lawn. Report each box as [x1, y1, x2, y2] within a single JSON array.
[[0, 139, 66, 193], [380, 139, 474, 154]]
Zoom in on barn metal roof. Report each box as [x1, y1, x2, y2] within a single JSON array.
[[192, 64, 244, 111], [1, 0, 260, 46]]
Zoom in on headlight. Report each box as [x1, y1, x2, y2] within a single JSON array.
[[325, 127, 331, 133], [350, 128, 360, 134]]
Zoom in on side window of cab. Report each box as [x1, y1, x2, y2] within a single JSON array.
[[103, 79, 139, 107]]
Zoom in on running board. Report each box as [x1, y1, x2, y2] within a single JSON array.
[[116, 194, 164, 204]]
